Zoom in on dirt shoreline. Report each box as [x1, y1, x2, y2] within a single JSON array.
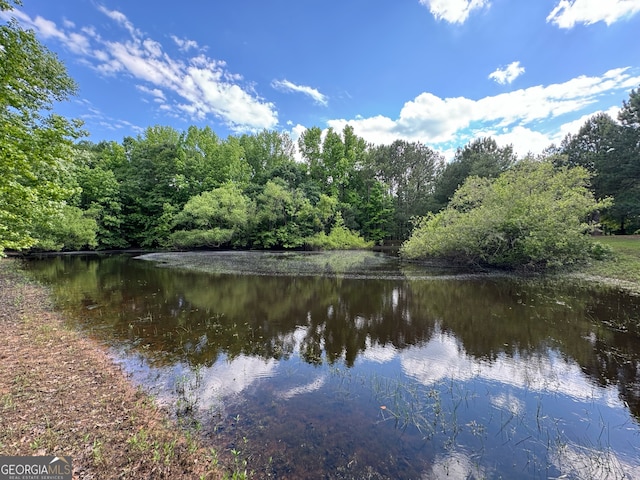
[[0, 258, 221, 479]]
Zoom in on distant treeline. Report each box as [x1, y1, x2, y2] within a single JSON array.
[[26, 129, 516, 251], [1, 0, 639, 255], [28, 81, 640, 253]]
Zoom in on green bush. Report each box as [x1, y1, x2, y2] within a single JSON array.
[[305, 214, 373, 250], [400, 159, 611, 270], [32, 205, 98, 251]]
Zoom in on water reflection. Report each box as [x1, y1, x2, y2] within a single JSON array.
[[25, 252, 640, 479]]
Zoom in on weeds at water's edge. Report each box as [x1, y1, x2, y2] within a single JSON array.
[[327, 365, 633, 479]]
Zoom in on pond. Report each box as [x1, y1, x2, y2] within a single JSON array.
[[25, 251, 640, 479]]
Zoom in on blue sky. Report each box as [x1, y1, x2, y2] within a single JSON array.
[[4, 0, 640, 158]]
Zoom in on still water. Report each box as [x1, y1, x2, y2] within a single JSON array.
[[26, 251, 640, 479]]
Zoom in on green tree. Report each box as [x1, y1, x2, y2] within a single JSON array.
[[72, 143, 127, 249], [614, 88, 640, 233], [239, 129, 298, 186], [119, 127, 186, 247], [250, 179, 315, 248], [170, 182, 251, 248], [0, 0, 84, 254], [358, 179, 394, 243], [30, 204, 97, 251], [180, 126, 253, 197], [401, 159, 610, 269], [368, 140, 443, 239], [432, 137, 516, 210], [305, 212, 373, 250], [559, 91, 640, 234], [298, 126, 324, 185]]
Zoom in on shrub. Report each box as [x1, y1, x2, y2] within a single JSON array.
[[305, 214, 373, 250], [400, 159, 611, 270]]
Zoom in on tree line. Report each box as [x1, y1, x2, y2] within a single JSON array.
[[1, 0, 639, 259], [10, 126, 525, 252]]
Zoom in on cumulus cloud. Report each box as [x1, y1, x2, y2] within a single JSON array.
[[556, 105, 621, 138], [486, 126, 557, 157], [7, 6, 278, 133], [272, 79, 328, 106], [419, 0, 489, 24], [327, 67, 640, 156], [547, 0, 640, 28], [489, 61, 525, 85]]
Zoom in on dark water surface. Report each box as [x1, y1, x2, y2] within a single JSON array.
[[25, 252, 640, 479]]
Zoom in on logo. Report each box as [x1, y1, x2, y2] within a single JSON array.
[[0, 456, 72, 480]]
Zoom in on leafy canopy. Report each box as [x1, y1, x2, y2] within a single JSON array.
[[401, 159, 611, 269], [170, 182, 251, 248], [0, 0, 84, 253]]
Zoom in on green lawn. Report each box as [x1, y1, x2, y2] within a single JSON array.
[[582, 236, 640, 285]]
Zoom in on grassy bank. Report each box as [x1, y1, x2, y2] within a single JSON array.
[[581, 236, 640, 285], [0, 258, 223, 479]]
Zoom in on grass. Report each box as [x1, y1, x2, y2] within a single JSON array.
[[580, 236, 640, 287]]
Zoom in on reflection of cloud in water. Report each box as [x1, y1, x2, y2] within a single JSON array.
[[279, 375, 326, 400], [355, 327, 621, 403], [552, 443, 640, 480], [197, 355, 278, 409], [361, 338, 398, 363], [490, 392, 524, 416], [402, 331, 479, 385], [424, 450, 487, 480]]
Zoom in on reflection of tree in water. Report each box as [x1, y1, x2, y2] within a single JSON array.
[[26, 253, 640, 420], [579, 297, 640, 421]]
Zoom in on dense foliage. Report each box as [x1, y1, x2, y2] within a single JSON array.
[[401, 160, 611, 269], [0, 0, 84, 254], [557, 89, 640, 234], [1, 0, 639, 259]]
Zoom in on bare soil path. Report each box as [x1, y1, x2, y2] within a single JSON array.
[[0, 258, 221, 479]]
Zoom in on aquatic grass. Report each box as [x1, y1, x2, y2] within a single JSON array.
[[139, 250, 406, 280], [325, 365, 636, 477]]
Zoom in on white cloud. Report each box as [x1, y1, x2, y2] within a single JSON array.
[[556, 105, 621, 139], [9, 7, 279, 133], [279, 375, 326, 400], [489, 61, 525, 85], [328, 67, 640, 156], [461, 104, 622, 158], [489, 126, 556, 157], [97, 5, 139, 37], [171, 35, 199, 52], [272, 79, 328, 106], [547, 0, 640, 28], [551, 443, 640, 480], [428, 451, 487, 480], [419, 0, 489, 24], [136, 85, 166, 101], [2, 9, 92, 55]]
